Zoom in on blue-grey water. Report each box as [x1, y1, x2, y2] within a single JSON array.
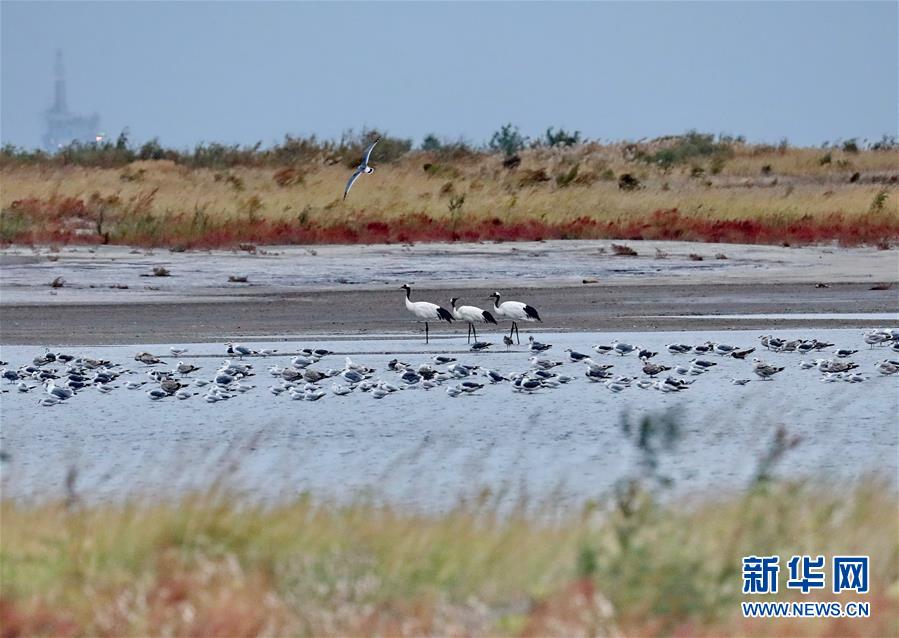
[[1, 329, 896, 510]]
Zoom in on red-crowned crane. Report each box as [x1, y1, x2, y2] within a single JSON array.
[[401, 284, 453, 344], [449, 297, 497, 343], [487, 291, 541, 344]]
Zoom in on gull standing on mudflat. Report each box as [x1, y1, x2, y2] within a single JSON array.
[[611, 340, 637, 356], [864, 331, 891, 348], [642, 360, 672, 377], [175, 362, 201, 376], [44, 380, 73, 401], [565, 348, 590, 362], [817, 359, 858, 374], [135, 352, 161, 365], [713, 343, 739, 355], [226, 342, 256, 358], [752, 358, 785, 380], [666, 343, 692, 354], [343, 137, 380, 200], [876, 360, 899, 375]]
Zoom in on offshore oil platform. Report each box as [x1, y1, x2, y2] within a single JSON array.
[[42, 50, 101, 151]]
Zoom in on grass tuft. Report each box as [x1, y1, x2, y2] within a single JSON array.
[[1, 478, 894, 636]]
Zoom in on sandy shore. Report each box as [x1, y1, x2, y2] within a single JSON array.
[[1, 241, 896, 344], [2, 282, 896, 345]]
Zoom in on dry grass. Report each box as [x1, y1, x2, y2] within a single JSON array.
[[1, 477, 896, 637], [1, 142, 897, 248]]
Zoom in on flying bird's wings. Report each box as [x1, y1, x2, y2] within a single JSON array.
[[361, 137, 381, 167], [343, 167, 364, 200]]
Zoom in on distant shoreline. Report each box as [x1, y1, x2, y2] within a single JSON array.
[[3, 240, 895, 345]]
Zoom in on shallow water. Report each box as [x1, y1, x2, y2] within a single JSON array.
[[661, 313, 899, 321], [1, 329, 896, 510]]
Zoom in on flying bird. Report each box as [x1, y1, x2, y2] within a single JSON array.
[[343, 137, 381, 200]]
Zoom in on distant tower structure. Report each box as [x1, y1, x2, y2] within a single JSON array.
[[42, 50, 101, 152]]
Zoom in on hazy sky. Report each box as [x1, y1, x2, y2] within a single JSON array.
[[2, 1, 896, 150]]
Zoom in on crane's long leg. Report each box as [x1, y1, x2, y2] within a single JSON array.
[[425, 322, 429, 344], [467, 322, 472, 343], [471, 323, 477, 342]]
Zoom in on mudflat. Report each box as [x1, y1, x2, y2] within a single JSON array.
[[1, 240, 896, 344], [1, 282, 895, 345]]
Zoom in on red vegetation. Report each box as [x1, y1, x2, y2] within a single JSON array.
[[0, 598, 79, 638], [3, 198, 897, 249]]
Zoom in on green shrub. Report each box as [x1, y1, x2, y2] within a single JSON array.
[[871, 134, 898, 151], [447, 193, 465, 213], [869, 188, 889, 214], [709, 156, 727, 175], [138, 138, 166, 161], [618, 173, 641, 191], [555, 163, 580, 188], [421, 134, 442, 151], [422, 163, 461, 179], [0, 209, 29, 242], [544, 127, 581, 147], [338, 129, 412, 166], [645, 131, 734, 169], [489, 123, 528, 157]]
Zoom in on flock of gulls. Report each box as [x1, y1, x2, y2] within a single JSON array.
[[2, 327, 897, 408]]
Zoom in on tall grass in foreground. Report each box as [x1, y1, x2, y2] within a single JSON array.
[[2, 477, 896, 637]]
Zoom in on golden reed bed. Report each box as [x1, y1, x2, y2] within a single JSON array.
[[2, 137, 897, 248]]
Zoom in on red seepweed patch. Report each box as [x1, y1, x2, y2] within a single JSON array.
[[3, 199, 897, 249]]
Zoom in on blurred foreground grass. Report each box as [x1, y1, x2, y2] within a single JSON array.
[[2, 477, 896, 637]]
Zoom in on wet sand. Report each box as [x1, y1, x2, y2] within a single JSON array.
[[2, 281, 896, 345], [1, 241, 896, 344]]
